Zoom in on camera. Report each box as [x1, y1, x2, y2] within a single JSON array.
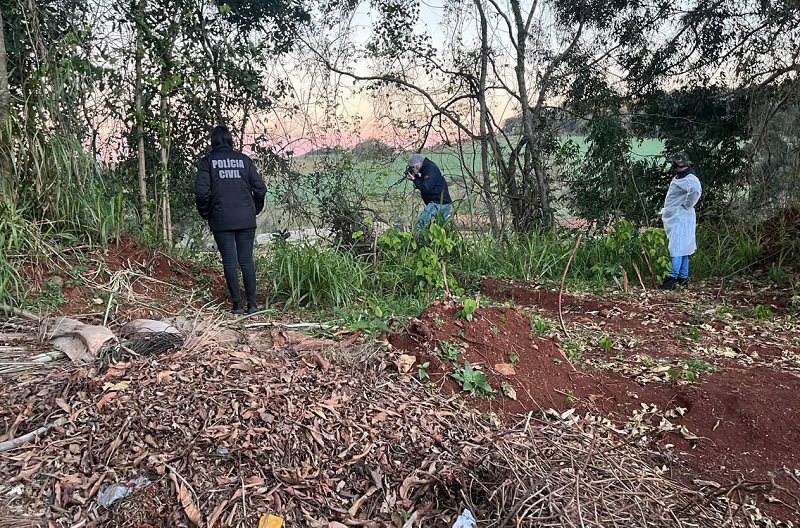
[[404, 165, 419, 178]]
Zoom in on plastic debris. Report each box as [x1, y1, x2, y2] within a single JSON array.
[[97, 477, 151, 508], [452, 509, 477, 528]]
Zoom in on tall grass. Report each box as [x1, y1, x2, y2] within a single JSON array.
[[0, 106, 123, 306], [692, 225, 763, 277], [1, 103, 122, 241], [264, 242, 370, 308], [254, 217, 772, 317]]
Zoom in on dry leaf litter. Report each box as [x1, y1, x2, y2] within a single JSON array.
[[0, 314, 786, 528]]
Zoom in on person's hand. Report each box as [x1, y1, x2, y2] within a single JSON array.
[[406, 171, 415, 180]]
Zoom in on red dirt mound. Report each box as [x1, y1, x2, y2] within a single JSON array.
[[389, 279, 800, 523]]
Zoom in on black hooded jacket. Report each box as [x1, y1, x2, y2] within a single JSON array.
[[194, 145, 267, 232]]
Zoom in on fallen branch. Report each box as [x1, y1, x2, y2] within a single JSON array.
[[558, 234, 582, 340], [0, 304, 40, 321], [0, 417, 68, 452]]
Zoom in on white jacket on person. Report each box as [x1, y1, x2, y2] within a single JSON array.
[[660, 170, 702, 257]]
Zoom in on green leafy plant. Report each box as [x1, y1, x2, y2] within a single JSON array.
[[642, 227, 672, 281], [753, 304, 774, 320], [452, 361, 495, 395], [530, 316, 552, 336], [714, 305, 733, 319], [490, 325, 500, 334], [508, 352, 519, 365], [685, 359, 718, 373], [196, 273, 214, 286], [417, 361, 431, 380], [668, 359, 718, 383], [597, 334, 614, 351], [562, 340, 585, 368], [437, 340, 462, 361], [37, 278, 67, 309], [682, 326, 701, 341], [455, 298, 478, 322], [347, 318, 392, 335]]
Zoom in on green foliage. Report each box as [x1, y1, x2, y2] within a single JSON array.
[[452, 361, 495, 395], [642, 227, 672, 280], [37, 278, 67, 310], [437, 340, 461, 361], [668, 359, 718, 383], [690, 224, 763, 277], [277, 156, 377, 249], [597, 335, 614, 351], [417, 361, 430, 380], [572, 221, 670, 285], [377, 224, 458, 297], [530, 316, 553, 336], [753, 304, 774, 320], [562, 340, 585, 368], [449, 231, 565, 284], [682, 326, 701, 341], [632, 86, 748, 210], [264, 241, 368, 308], [564, 113, 668, 226], [455, 298, 477, 322], [1, 111, 121, 246]]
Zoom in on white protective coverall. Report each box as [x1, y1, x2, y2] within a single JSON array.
[[660, 171, 702, 257]]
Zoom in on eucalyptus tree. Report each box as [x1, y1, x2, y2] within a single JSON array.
[[631, 0, 800, 220], [105, 0, 311, 243], [0, 10, 8, 123], [0, 0, 108, 228]]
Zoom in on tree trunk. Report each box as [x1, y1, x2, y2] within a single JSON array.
[[159, 89, 172, 246], [473, 0, 501, 239], [135, 0, 149, 230], [0, 10, 9, 123], [0, 10, 11, 195], [509, 0, 553, 231]]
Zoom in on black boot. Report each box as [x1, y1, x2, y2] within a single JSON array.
[[246, 304, 259, 314], [232, 301, 244, 314], [676, 277, 689, 286], [658, 276, 678, 290]]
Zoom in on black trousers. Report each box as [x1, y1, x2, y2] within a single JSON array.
[[213, 228, 257, 308]]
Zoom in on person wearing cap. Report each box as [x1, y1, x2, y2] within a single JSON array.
[[405, 153, 453, 233], [195, 125, 267, 314], [658, 151, 702, 290]]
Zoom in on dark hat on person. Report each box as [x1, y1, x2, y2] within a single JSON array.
[[408, 153, 425, 165], [669, 151, 692, 166]]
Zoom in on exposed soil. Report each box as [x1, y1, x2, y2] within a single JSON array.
[[25, 234, 232, 321], [3, 237, 800, 524], [388, 277, 800, 523]]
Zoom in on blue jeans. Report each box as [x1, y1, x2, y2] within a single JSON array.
[[213, 228, 257, 307], [669, 255, 689, 279], [415, 202, 452, 233]]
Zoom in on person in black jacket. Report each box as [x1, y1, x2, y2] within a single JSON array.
[[406, 153, 452, 233], [195, 125, 267, 314]]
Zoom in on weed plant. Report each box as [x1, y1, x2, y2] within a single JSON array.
[[265, 240, 369, 308]]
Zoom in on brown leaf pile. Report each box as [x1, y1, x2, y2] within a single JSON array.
[[0, 323, 780, 527]]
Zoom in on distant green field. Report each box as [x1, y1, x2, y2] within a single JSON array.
[[292, 136, 666, 177], [263, 136, 667, 231], [565, 136, 665, 159]]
